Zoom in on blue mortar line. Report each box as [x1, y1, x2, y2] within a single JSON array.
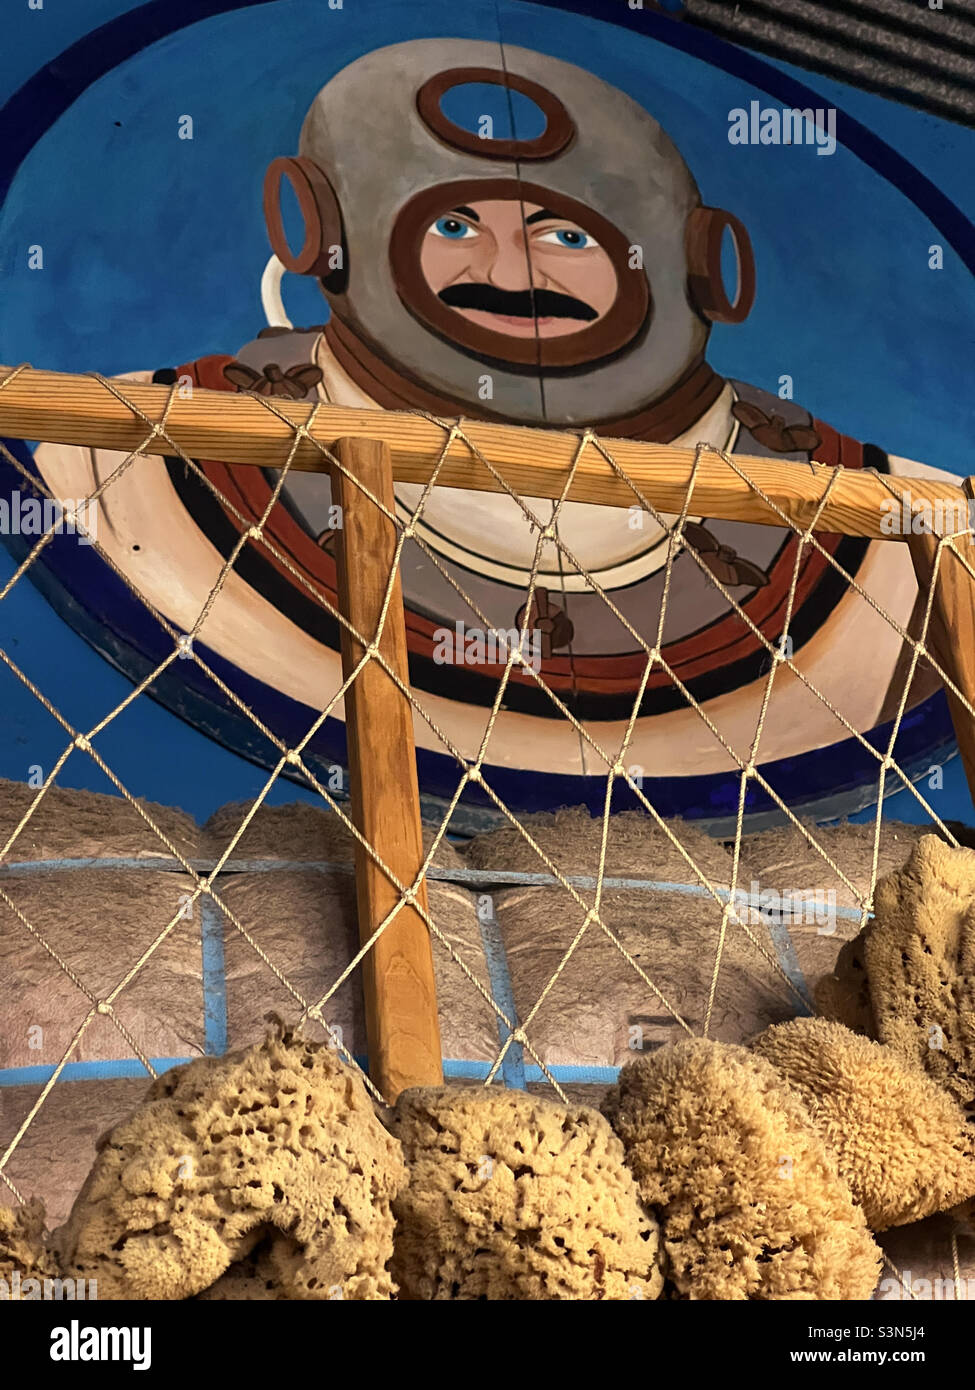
[[522, 1062, 620, 1085], [766, 920, 816, 1014], [0, 1057, 194, 1085], [200, 897, 228, 1057], [0, 853, 873, 919], [1, 857, 853, 1066], [0, 856, 216, 874], [473, 896, 527, 1091], [0, 1056, 615, 1088]]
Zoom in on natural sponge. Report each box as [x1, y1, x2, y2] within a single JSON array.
[[753, 1017, 975, 1231], [814, 929, 878, 1039], [389, 1086, 663, 1300], [195, 1234, 289, 1300], [858, 835, 975, 1112], [603, 1039, 882, 1299], [0, 1199, 58, 1284], [53, 1025, 407, 1299]]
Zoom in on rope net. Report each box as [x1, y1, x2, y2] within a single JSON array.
[[0, 361, 972, 1300]]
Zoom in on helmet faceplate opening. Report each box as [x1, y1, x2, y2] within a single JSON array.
[[389, 179, 651, 372]]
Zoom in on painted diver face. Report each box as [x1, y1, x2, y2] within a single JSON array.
[[419, 199, 619, 341]]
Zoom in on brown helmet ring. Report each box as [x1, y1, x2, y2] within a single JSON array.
[[388, 179, 651, 371], [685, 206, 755, 324], [415, 67, 575, 161], [263, 156, 347, 290]]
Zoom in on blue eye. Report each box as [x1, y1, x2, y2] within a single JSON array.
[[431, 216, 475, 239], [538, 227, 597, 249]]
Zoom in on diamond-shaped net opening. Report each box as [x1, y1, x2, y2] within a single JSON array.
[[0, 361, 972, 1300]]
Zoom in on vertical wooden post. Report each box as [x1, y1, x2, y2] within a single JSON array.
[[908, 480, 975, 809], [331, 436, 443, 1102]]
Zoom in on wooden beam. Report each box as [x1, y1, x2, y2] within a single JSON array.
[[331, 436, 443, 1103], [908, 479, 975, 810], [0, 363, 969, 540]]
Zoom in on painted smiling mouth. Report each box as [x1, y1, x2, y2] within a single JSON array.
[[482, 312, 556, 326], [438, 283, 598, 322]]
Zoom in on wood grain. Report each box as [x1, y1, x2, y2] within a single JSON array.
[[908, 478, 975, 808], [0, 364, 968, 539], [331, 436, 443, 1103]]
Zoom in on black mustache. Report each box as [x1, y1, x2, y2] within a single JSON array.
[[438, 282, 598, 321]]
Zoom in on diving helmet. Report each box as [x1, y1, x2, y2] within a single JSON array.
[[264, 38, 754, 429]]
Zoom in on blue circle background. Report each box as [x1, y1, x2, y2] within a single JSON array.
[[1, 0, 973, 824]]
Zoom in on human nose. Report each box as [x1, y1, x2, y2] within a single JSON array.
[[484, 229, 534, 291]]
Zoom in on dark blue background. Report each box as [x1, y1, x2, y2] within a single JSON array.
[[1, 0, 972, 823]]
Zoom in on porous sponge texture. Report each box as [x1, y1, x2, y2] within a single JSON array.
[[0, 1199, 58, 1282], [814, 929, 877, 1039], [603, 1039, 882, 1300], [195, 1235, 291, 1300], [53, 1028, 407, 1300], [862, 835, 975, 1112], [389, 1086, 663, 1300], [753, 1018, 975, 1232]]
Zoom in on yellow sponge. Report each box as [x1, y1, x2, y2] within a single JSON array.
[[863, 835, 975, 1112], [0, 1199, 57, 1284], [753, 1017, 975, 1231], [390, 1085, 663, 1300], [53, 1025, 407, 1299], [603, 1039, 881, 1299]]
